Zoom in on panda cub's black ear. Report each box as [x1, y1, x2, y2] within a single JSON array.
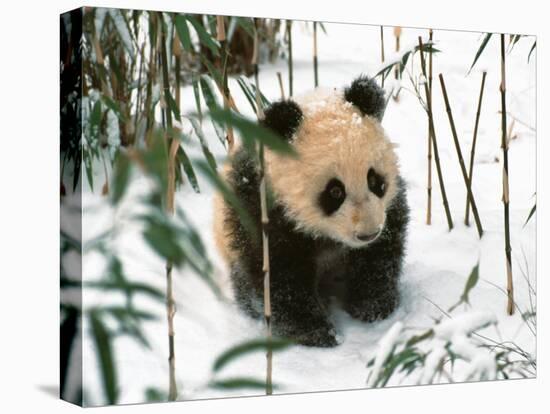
[[344, 75, 387, 121], [261, 100, 303, 141]]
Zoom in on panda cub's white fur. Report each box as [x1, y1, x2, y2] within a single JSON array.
[[266, 88, 399, 248]]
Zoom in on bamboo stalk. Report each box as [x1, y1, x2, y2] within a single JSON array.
[[159, 15, 178, 400], [465, 71, 487, 225], [253, 18, 273, 396], [313, 22, 319, 88], [134, 44, 146, 145], [276, 72, 285, 99], [217, 15, 235, 151], [439, 74, 483, 238], [286, 20, 293, 97], [418, 37, 454, 231], [426, 29, 433, 225], [500, 34, 514, 315], [394, 27, 401, 80], [380, 26, 385, 88]]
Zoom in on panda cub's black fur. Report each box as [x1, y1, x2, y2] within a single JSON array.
[[219, 76, 409, 347]]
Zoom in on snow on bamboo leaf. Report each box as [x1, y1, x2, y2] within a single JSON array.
[[212, 338, 293, 373]]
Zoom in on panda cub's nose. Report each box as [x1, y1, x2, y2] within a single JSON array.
[[355, 231, 379, 242]]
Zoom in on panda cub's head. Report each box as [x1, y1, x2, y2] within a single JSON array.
[[263, 75, 399, 248]]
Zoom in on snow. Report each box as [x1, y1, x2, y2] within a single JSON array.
[[72, 22, 536, 405]]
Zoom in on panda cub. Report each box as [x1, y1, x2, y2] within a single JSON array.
[[214, 75, 409, 347]]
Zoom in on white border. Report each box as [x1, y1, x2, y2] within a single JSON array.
[[0, 1, 546, 413]]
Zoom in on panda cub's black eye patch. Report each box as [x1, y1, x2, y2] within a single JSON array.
[[368, 168, 386, 198], [319, 178, 346, 216]]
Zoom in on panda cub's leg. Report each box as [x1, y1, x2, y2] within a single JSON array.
[[344, 184, 408, 322], [269, 257, 339, 347]]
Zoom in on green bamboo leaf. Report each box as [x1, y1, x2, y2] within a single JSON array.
[[85, 281, 165, 302], [210, 377, 273, 390], [524, 203, 536, 226], [102, 96, 126, 121], [461, 262, 480, 305], [90, 311, 118, 405], [143, 224, 185, 266], [174, 15, 193, 52], [188, 117, 217, 171], [199, 75, 226, 146], [90, 100, 102, 140], [405, 329, 434, 348], [213, 338, 292, 372], [186, 15, 220, 56], [176, 142, 200, 193], [449, 262, 480, 312], [468, 33, 492, 74], [236, 17, 255, 37], [528, 40, 537, 62], [111, 151, 131, 205], [164, 89, 181, 122], [195, 160, 257, 242], [84, 148, 94, 192], [236, 76, 257, 113], [199, 54, 224, 88], [209, 108, 297, 157], [191, 73, 203, 120], [508, 34, 522, 52]]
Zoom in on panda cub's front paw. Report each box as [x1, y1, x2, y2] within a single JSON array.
[[346, 296, 398, 323], [277, 323, 340, 348]]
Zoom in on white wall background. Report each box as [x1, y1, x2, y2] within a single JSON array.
[[0, 0, 546, 413]]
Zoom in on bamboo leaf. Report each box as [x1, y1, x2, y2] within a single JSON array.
[[236, 76, 258, 113], [84, 148, 94, 192], [199, 75, 226, 146], [111, 151, 131, 205], [213, 338, 292, 372], [188, 118, 217, 171], [186, 15, 220, 56], [164, 89, 181, 121], [449, 263, 480, 312], [90, 99, 102, 140], [174, 15, 193, 53], [191, 74, 203, 120], [195, 160, 257, 241], [528, 40, 536, 62], [524, 203, 536, 226], [175, 141, 200, 193], [468, 33, 492, 74], [236, 17, 255, 37], [90, 311, 118, 405], [143, 223, 186, 266], [461, 262, 480, 305], [210, 377, 274, 390], [102, 96, 126, 121], [209, 108, 297, 157]]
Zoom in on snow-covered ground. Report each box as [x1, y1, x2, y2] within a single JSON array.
[[74, 22, 536, 405]]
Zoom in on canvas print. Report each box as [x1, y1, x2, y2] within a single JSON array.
[[60, 6, 536, 407]]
